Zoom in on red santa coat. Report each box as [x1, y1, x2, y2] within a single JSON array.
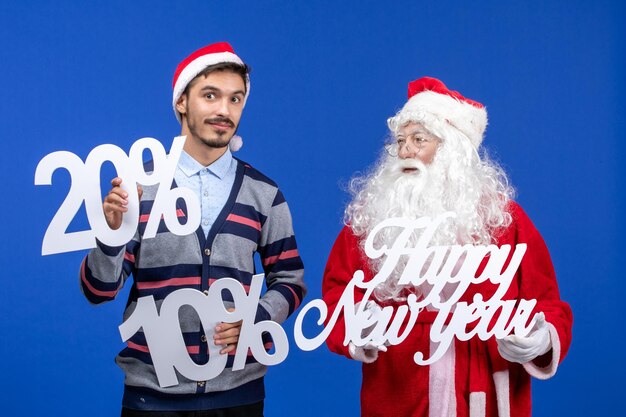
[[322, 202, 573, 417]]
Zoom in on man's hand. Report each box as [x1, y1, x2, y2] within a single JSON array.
[[103, 177, 143, 230], [497, 312, 552, 364], [214, 308, 242, 355]]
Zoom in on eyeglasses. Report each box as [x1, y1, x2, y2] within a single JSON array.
[[385, 131, 439, 157]]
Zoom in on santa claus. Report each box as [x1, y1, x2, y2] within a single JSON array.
[[322, 77, 573, 417]]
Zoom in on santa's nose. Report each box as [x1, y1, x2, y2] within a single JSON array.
[[399, 144, 419, 159]]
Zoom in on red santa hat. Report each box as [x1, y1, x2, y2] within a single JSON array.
[[171, 42, 250, 124], [388, 77, 487, 149]]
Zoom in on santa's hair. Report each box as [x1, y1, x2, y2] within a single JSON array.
[[344, 121, 515, 301]]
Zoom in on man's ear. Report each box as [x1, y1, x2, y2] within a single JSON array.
[[176, 94, 187, 116]]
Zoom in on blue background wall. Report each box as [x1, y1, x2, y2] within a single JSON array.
[[1, 1, 623, 415]]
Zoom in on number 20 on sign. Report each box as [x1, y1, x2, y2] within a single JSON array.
[[34, 136, 201, 255]]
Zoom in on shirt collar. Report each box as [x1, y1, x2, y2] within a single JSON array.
[[208, 147, 234, 179], [178, 148, 234, 179]]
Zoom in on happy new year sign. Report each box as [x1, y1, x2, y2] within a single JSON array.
[[295, 214, 537, 365]]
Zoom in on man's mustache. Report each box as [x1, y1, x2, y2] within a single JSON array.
[[205, 117, 235, 127]]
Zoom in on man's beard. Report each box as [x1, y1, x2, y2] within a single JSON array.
[[187, 108, 236, 149]]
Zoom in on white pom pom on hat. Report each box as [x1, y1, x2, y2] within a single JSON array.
[[388, 77, 488, 149], [229, 135, 243, 152], [171, 42, 250, 124]]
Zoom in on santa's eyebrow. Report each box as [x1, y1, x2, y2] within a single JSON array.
[[407, 129, 430, 136], [397, 129, 430, 139]]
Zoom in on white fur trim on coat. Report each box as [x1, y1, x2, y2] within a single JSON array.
[[493, 370, 511, 417], [522, 322, 561, 379], [469, 392, 486, 417]]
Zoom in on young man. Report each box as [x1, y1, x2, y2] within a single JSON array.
[[80, 42, 305, 416], [322, 77, 572, 417]]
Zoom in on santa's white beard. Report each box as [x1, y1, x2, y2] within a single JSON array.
[[349, 156, 455, 247], [383, 158, 429, 217], [348, 157, 452, 301], [345, 150, 513, 302]]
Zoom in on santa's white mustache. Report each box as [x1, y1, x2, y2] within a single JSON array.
[[389, 158, 428, 176]]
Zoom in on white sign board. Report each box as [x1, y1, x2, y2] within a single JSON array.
[[294, 214, 538, 365], [34, 136, 200, 255]]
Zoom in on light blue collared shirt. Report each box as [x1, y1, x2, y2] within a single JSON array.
[[174, 148, 237, 237]]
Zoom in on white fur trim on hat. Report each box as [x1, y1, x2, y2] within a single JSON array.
[[172, 52, 250, 123], [389, 91, 488, 149]]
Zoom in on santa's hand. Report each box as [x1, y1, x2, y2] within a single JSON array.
[[361, 300, 383, 326], [348, 300, 388, 363], [358, 300, 387, 344], [497, 312, 551, 364], [349, 340, 387, 364]]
